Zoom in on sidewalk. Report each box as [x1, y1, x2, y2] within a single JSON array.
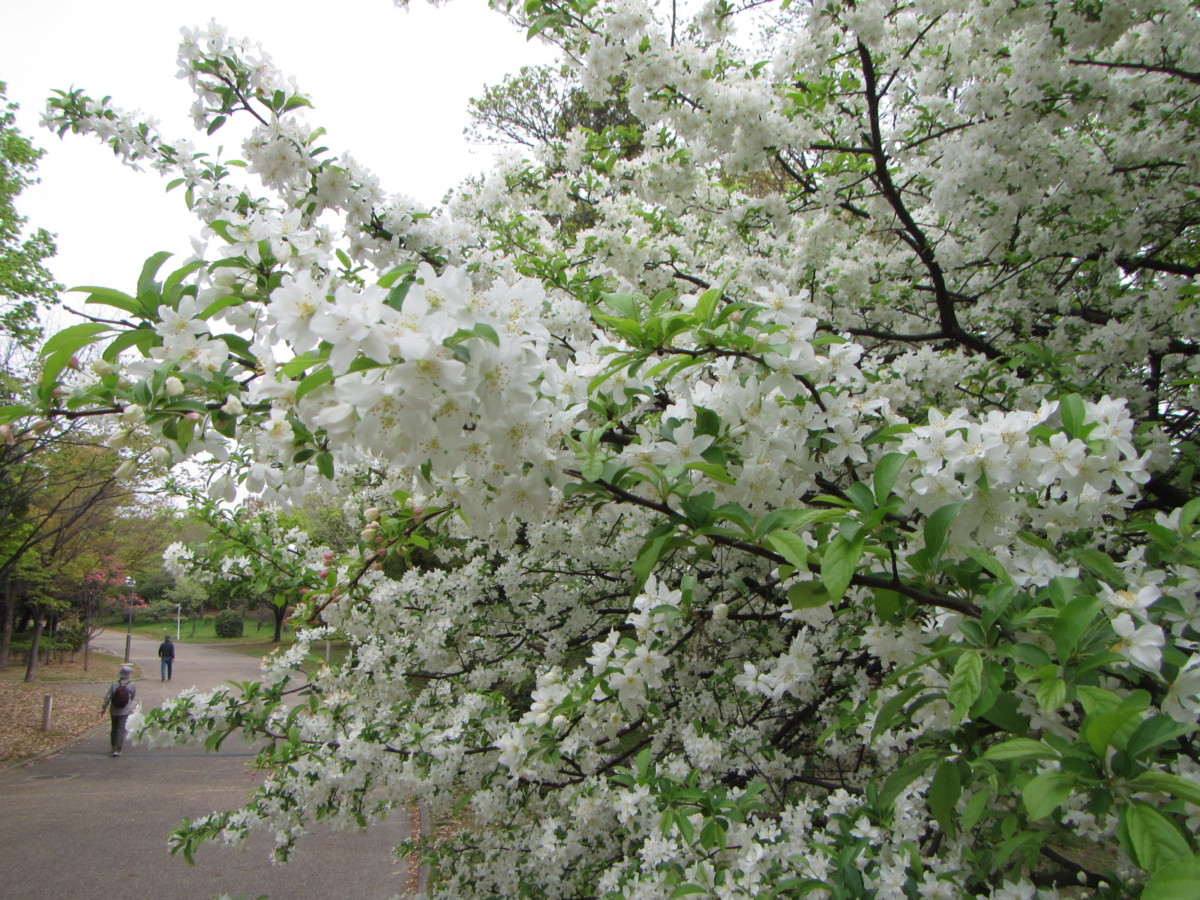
[[0, 630, 413, 899]]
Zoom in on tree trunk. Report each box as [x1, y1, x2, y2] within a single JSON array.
[[0, 575, 14, 670], [273, 604, 286, 643], [24, 617, 44, 682]]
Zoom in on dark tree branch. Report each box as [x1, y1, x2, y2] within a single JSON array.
[[856, 41, 1002, 361]]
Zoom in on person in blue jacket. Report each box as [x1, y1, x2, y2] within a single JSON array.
[[100, 664, 136, 757]]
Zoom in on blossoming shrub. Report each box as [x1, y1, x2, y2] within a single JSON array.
[[7, 0, 1200, 897]]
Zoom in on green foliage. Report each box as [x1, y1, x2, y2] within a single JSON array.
[[0, 82, 59, 348], [213, 609, 244, 639]]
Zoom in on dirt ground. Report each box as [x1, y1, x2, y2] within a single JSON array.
[[0, 652, 124, 766]]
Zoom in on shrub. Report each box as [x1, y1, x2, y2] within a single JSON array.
[[213, 610, 244, 639]]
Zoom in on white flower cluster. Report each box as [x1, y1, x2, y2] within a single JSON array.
[[33, 0, 1200, 897]]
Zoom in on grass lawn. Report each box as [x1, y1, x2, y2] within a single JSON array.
[[120, 617, 285, 644], [98, 618, 350, 673]]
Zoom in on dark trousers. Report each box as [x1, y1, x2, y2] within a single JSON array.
[[161, 658, 173, 680], [109, 714, 129, 752]]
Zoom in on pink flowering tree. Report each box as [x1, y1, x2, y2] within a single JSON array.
[[4, 0, 1200, 897]]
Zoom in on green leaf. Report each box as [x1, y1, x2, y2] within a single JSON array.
[[787, 581, 831, 610], [820, 533, 863, 601], [765, 530, 809, 572], [1126, 716, 1194, 761], [982, 738, 1059, 763], [1128, 771, 1200, 807], [295, 366, 333, 403], [632, 525, 676, 590], [74, 285, 140, 315], [765, 877, 829, 898], [963, 548, 1012, 584], [315, 451, 335, 480], [878, 752, 935, 808], [872, 452, 909, 504], [962, 789, 990, 832], [1021, 771, 1075, 820], [0, 404, 34, 424], [928, 760, 962, 838], [163, 259, 206, 296], [694, 287, 721, 323], [980, 692, 1029, 735], [137, 250, 174, 299], [755, 507, 842, 540], [1058, 393, 1086, 439], [103, 327, 158, 361], [948, 650, 983, 720], [712, 502, 754, 536], [600, 292, 639, 320], [1084, 693, 1149, 757], [699, 818, 726, 851], [845, 482, 874, 514], [1035, 676, 1067, 713], [1052, 594, 1101, 661], [40, 322, 111, 359], [1122, 801, 1191, 873], [1075, 548, 1124, 586], [923, 504, 960, 564], [1143, 855, 1200, 900]]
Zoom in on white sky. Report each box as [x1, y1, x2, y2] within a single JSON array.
[[0, 0, 556, 322]]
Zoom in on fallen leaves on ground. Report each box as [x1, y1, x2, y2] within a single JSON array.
[[0, 656, 115, 766]]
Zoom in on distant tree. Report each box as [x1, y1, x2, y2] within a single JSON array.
[[0, 81, 58, 349], [165, 489, 320, 643]]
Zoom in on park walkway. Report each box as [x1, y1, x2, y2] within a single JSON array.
[[0, 630, 413, 900]]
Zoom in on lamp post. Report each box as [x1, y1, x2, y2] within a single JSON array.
[[123, 578, 136, 663], [176, 604, 181, 641]]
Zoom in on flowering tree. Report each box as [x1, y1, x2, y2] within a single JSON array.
[[164, 489, 322, 642], [5, 0, 1200, 896]]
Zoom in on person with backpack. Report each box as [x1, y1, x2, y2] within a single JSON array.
[[100, 664, 136, 757], [158, 635, 175, 681]]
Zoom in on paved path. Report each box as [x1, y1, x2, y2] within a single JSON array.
[[0, 630, 412, 900]]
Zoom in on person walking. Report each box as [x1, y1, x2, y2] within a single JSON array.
[[100, 664, 137, 757], [158, 634, 175, 681]]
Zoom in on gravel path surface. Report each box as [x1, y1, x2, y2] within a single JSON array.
[[0, 630, 413, 900]]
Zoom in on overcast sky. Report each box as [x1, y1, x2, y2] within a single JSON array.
[[1, 0, 556, 323]]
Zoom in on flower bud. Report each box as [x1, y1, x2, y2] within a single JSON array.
[[105, 429, 131, 450], [222, 395, 244, 416], [121, 405, 146, 426], [186, 411, 201, 422], [91, 360, 115, 377], [150, 446, 172, 466], [114, 458, 138, 480], [364, 506, 380, 522], [164, 376, 185, 397]]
